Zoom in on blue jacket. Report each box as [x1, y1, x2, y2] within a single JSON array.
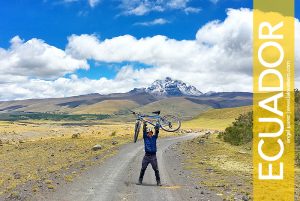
[[143, 125, 159, 154]]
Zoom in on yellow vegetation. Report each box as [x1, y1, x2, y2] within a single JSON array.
[[71, 100, 140, 114], [181, 134, 252, 200], [0, 120, 177, 194], [182, 106, 252, 130]]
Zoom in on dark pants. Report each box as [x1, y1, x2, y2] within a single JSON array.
[[139, 153, 160, 182]]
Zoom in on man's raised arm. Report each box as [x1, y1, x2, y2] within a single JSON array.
[[143, 122, 147, 138], [154, 124, 159, 138]]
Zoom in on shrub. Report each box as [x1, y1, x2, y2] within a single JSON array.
[[219, 112, 253, 146]]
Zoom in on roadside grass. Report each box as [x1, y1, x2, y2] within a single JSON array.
[[0, 120, 178, 196], [0, 123, 131, 195], [181, 134, 252, 200], [182, 106, 252, 130], [181, 104, 300, 200], [181, 106, 253, 200], [181, 134, 300, 200]]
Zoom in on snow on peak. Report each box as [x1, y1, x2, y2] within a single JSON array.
[[145, 77, 203, 96]]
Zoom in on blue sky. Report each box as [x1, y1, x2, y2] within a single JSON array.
[[0, 0, 251, 81], [0, 0, 299, 100], [0, 0, 252, 47]]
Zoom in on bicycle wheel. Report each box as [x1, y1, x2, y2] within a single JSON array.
[[134, 120, 141, 143], [159, 115, 181, 132]]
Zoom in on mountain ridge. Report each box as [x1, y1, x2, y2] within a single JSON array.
[[0, 77, 252, 117]]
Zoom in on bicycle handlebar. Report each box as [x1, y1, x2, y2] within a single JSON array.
[[129, 110, 156, 119]]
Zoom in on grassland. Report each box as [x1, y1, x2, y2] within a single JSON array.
[[0, 98, 141, 115], [181, 134, 252, 200], [181, 133, 300, 200], [181, 104, 299, 200], [135, 97, 212, 120], [0, 113, 110, 121], [182, 106, 252, 130], [0, 122, 129, 196], [179, 106, 253, 200], [0, 119, 178, 198], [71, 100, 140, 114]]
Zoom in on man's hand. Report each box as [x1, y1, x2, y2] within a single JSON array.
[[155, 122, 159, 129], [154, 123, 160, 133], [143, 121, 147, 132]]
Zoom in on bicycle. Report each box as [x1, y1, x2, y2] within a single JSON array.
[[130, 110, 181, 143]]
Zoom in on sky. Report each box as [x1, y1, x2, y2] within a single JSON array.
[[0, 0, 299, 100]]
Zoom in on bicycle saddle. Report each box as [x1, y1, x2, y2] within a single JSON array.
[[152, 110, 161, 115]]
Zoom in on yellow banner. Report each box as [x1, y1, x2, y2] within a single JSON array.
[[253, 0, 295, 201]]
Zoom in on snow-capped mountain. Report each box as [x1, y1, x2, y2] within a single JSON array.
[[143, 77, 203, 97]]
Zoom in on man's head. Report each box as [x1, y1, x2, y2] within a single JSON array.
[[146, 127, 154, 137]]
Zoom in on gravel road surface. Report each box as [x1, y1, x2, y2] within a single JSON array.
[[36, 133, 222, 201]]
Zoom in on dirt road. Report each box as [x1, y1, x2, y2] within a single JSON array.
[[36, 133, 222, 201]]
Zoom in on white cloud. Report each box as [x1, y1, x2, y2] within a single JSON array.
[[0, 68, 146, 100], [67, 9, 253, 76], [66, 8, 300, 91], [88, 0, 101, 8], [134, 18, 170, 26], [1, 8, 300, 100], [166, 0, 189, 9], [59, 0, 100, 8], [119, 0, 198, 16], [184, 7, 201, 14], [126, 4, 151, 16], [120, 0, 149, 16], [0, 64, 252, 101], [0, 36, 89, 79]]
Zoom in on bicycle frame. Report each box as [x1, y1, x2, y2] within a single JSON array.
[[131, 110, 181, 133], [135, 113, 161, 127]]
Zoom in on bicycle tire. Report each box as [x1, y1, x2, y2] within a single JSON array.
[[160, 115, 181, 132], [134, 120, 141, 143]]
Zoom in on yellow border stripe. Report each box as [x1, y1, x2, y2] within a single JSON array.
[[253, 0, 295, 200]]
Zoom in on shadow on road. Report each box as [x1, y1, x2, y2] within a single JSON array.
[[125, 181, 158, 187]]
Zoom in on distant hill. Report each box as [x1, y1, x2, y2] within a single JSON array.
[[0, 78, 252, 120], [134, 97, 211, 120], [186, 92, 252, 108], [0, 91, 158, 114], [183, 105, 252, 130]]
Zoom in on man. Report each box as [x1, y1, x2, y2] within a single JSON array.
[[137, 122, 161, 186]]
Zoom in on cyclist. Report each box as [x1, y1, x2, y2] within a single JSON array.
[[137, 122, 161, 186]]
